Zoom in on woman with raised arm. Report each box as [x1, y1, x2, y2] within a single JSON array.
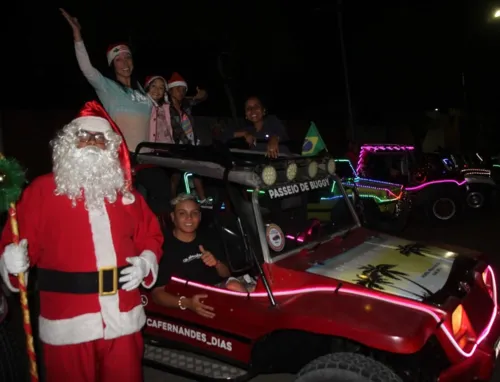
[[60, 8, 152, 153]]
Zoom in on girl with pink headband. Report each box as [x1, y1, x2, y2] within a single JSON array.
[[60, 8, 152, 153]]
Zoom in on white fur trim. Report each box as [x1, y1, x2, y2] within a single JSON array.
[[145, 76, 166, 88], [39, 304, 145, 345], [122, 194, 135, 205], [167, 81, 187, 90], [0, 256, 26, 293], [38, 204, 148, 346], [72, 116, 111, 133], [88, 206, 124, 339], [107, 45, 131, 66], [139, 250, 158, 288]]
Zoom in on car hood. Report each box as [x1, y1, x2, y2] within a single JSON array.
[[306, 234, 475, 302]]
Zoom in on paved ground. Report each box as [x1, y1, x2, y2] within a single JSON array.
[[4, 209, 500, 381]]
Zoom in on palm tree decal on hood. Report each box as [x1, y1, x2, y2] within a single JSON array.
[[397, 243, 425, 256], [354, 263, 433, 299]]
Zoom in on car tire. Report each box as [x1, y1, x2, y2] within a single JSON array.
[[0, 318, 25, 382], [295, 352, 402, 382], [465, 190, 485, 209], [360, 198, 409, 234], [426, 192, 461, 223]]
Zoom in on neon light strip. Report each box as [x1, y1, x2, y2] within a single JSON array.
[[170, 266, 498, 359], [320, 194, 398, 204], [184, 172, 192, 193], [361, 144, 415, 151], [406, 179, 466, 191], [335, 159, 358, 177], [286, 234, 304, 243], [463, 171, 492, 176], [246, 189, 266, 194], [461, 169, 490, 173], [344, 182, 402, 198], [356, 145, 415, 176], [356, 177, 402, 187]]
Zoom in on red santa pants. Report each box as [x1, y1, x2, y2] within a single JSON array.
[[43, 332, 143, 382]]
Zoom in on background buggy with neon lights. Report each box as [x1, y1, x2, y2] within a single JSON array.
[[133, 142, 500, 382], [354, 144, 473, 223], [424, 150, 498, 211]]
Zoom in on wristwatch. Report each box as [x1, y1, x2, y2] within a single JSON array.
[[178, 296, 187, 310]]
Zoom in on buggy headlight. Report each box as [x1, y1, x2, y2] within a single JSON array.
[[327, 159, 336, 174], [261, 166, 277, 186], [286, 162, 298, 181], [308, 161, 318, 178]]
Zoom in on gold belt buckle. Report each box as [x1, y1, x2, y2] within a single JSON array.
[[98, 266, 118, 296]]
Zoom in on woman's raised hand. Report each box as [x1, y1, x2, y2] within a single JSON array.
[[60, 8, 82, 42]]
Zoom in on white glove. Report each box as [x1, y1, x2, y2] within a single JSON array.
[[2, 239, 29, 275], [119, 256, 151, 292]]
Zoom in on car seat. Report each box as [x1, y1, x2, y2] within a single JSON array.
[[133, 167, 172, 229]]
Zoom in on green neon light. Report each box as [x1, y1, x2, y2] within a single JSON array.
[[184, 172, 192, 194], [334, 158, 357, 176], [246, 189, 266, 194], [359, 194, 398, 203], [183, 172, 213, 202]]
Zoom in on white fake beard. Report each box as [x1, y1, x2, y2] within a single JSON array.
[[53, 145, 125, 211]]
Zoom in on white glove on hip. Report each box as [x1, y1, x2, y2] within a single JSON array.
[[2, 239, 29, 275], [119, 256, 151, 292]]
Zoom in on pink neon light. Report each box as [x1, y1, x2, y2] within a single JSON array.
[[286, 234, 304, 243], [361, 144, 415, 152], [438, 266, 498, 358], [170, 266, 498, 359], [406, 179, 466, 192], [356, 144, 415, 176]]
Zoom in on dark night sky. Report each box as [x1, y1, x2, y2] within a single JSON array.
[[3, 1, 500, 125]]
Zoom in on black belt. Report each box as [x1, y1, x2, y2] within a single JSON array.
[[37, 266, 127, 296]]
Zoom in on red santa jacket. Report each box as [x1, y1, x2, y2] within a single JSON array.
[[0, 174, 163, 345]]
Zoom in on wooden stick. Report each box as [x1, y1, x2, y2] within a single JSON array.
[[9, 205, 38, 381]]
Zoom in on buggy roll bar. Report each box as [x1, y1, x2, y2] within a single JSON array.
[[134, 141, 332, 171]]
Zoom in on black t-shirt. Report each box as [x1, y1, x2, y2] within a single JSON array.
[[156, 231, 225, 287]]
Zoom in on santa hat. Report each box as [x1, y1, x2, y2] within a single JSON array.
[[144, 75, 170, 104], [167, 72, 188, 91], [106, 43, 132, 66], [144, 75, 167, 89], [72, 101, 134, 204]]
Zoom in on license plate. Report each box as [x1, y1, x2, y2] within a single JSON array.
[[495, 338, 500, 358]]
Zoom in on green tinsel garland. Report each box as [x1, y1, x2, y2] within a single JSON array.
[[0, 157, 26, 213]]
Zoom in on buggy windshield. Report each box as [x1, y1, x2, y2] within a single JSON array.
[[253, 174, 357, 258]]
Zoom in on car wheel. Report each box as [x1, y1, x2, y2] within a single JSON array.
[[0, 318, 25, 382], [429, 196, 459, 222], [295, 352, 402, 382], [465, 191, 485, 209]]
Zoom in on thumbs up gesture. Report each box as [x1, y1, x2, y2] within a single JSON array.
[[199, 245, 218, 267]]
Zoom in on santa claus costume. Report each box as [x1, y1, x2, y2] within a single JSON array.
[[0, 101, 163, 382]]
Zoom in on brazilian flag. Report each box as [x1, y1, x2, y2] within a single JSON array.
[[302, 122, 327, 156]]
